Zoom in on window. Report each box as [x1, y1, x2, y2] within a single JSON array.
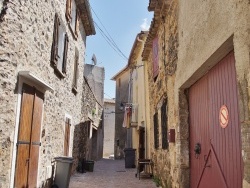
[[72, 48, 79, 93], [51, 13, 69, 78], [153, 112, 159, 149], [161, 99, 168, 149], [64, 117, 71, 156], [66, 0, 79, 39]]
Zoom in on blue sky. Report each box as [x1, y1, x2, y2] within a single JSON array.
[[85, 0, 153, 99]]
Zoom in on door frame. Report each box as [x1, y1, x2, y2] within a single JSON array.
[[10, 72, 53, 188], [176, 36, 244, 187]]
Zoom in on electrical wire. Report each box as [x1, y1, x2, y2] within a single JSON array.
[[94, 22, 128, 61], [89, 5, 128, 61], [90, 6, 121, 52], [104, 93, 114, 99]]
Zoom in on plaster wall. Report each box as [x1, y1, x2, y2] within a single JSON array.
[[103, 100, 115, 158], [114, 70, 130, 159], [176, 0, 250, 187]]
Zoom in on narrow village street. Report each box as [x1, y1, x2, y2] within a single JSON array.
[[69, 159, 157, 188], [1, 0, 249, 187]]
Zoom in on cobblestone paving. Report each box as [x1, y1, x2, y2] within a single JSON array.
[[69, 158, 157, 188]]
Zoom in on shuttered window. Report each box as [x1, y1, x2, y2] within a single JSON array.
[[154, 112, 159, 149], [161, 99, 168, 149], [51, 13, 69, 78], [66, 0, 79, 39], [152, 37, 159, 80], [64, 117, 71, 156], [72, 48, 79, 94]]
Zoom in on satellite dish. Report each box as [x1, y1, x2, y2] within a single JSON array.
[[92, 54, 97, 65]]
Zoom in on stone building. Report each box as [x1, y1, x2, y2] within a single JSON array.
[[103, 98, 115, 159], [0, 0, 95, 187], [72, 63, 105, 173], [142, 0, 250, 187], [82, 63, 105, 161]]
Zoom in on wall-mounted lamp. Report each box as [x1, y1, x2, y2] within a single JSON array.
[[119, 102, 134, 111], [119, 102, 125, 111]]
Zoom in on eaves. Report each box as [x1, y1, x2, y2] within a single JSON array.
[[76, 0, 96, 36]]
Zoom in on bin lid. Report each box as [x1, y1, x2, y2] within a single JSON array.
[[55, 156, 74, 163], [124, 148, 136, 151]]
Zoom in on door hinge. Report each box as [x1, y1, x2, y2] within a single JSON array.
[[16, 141, 30, 146]]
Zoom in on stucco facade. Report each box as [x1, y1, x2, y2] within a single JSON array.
[[127, 32, 150, 161], [142, 0, 249, 187], [111, 67, 130, 159], [0, 0, 95, 187], [103, 99, 115, 158]]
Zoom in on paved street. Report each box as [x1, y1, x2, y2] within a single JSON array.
[[69, 159, 157, 188]]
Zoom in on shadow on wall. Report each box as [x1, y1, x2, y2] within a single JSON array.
[[72, 122, 90, 174], [41, 161, 56, 188]]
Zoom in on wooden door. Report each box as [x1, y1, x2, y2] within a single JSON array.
[[138, 127, 145, 159], [15, 83, 44, 188], [189, 51, 243, 188], [64, 118, 71, 156]]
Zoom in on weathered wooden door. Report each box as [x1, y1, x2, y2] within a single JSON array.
[[139, 127, 145, 160], [189, 51, 243, 188], [15, 83, 44, 188]]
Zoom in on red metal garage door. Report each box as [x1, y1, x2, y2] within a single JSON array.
[[189, 51, 243, 188]]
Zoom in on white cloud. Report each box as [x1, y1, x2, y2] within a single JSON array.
[[140, 18, 150, 31]]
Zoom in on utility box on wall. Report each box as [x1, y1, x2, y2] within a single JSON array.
[[169, 129, 175, 143]]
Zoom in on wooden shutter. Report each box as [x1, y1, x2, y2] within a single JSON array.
[[75, 10, 79, 38], [72, 49, 79, 89], [62, 33, 69, 74], [66, 0, 72, 22], [51, 13, 60, 67], [64, 118, 71, 156], [161, 99, 168, 149], [153, 112, 159, 149], [152, 37, 159, 79]]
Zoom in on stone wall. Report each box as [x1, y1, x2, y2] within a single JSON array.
[[144, 0, 250, 187], [145, 1, 179, 187], [0, 0, 93, 187]]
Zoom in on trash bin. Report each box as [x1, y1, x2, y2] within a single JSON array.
[[53, 156, 74, 188], [124, 148, 136, 168], [84, 160, 95, 172]]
